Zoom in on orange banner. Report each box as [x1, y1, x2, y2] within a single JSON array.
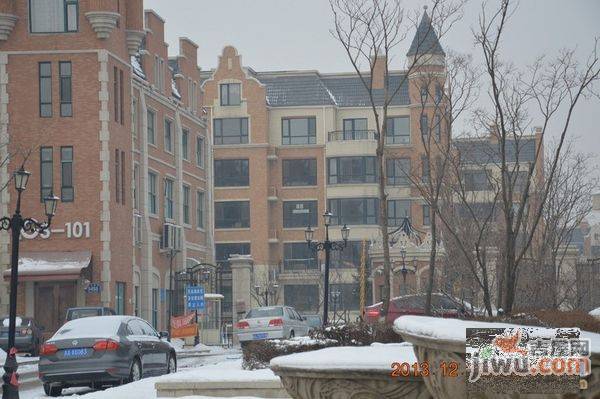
[[170, 313, 198, 338]]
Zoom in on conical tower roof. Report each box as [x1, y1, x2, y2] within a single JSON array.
[[406, 9, 445, 57]]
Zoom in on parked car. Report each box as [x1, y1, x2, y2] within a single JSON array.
[[235, 306, 309, 343], [39, 315, 176, 397], [364, 293, 471, 325], [65, 307, 116, 322], [302, 314, 322, 332], [0, 316, 44, 356]]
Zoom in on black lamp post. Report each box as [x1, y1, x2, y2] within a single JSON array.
[[1, 167, 58, 399], [305, 211, 349, 326]]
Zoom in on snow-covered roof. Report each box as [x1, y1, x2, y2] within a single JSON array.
[[131, 56, 145, 79], [394, 315, 600, 354], [270, 342, 416, 371], [204, 293, 224, 300], [3, 250, 91, 279]]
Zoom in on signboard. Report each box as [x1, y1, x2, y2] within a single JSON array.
[[170, 313, 198, 338], [186, 286, 205, 310], [84, 283, 101, 294]]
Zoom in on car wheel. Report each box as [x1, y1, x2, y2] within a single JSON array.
[[43, 383, 62, 397], [167, 353, 177, 374], [289, 330, 295, 339], [129, 358, 142, 382]]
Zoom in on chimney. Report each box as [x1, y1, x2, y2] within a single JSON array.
[[371, 55, 386, 90]]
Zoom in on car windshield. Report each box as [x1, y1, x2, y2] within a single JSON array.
[[245, 307, 283, 319], [68, 308, 102, 320], [53, 316, 124, 340]]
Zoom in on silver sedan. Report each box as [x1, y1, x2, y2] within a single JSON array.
[[38, 315, 177, 397], [235, 306, 310, 343]]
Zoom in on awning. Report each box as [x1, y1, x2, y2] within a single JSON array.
[[3, 251, 92, 282]]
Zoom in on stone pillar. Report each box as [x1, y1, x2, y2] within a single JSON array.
[[230, 254, 253, 324]]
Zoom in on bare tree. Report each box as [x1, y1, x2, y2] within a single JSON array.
[[472, 0, 599, 313], [329, 0, 464, 319]]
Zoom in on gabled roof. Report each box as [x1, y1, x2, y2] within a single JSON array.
[[406, 10, 445, 57]]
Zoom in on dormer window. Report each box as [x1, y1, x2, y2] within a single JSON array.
[[220, 83, 241, 106], [30, 0, 78, 33]]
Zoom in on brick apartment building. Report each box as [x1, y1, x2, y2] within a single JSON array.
[[0, 0, 212, 335], [200, 11, 449, 324]]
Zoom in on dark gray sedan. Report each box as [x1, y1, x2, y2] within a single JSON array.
[[39, 316, 176, 397]]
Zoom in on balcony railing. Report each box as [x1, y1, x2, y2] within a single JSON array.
[[281, 258, 319, 273], [328, 130, 379, 142]]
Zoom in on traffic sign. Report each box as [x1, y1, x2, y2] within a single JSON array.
[[186, 286, 205, 310]]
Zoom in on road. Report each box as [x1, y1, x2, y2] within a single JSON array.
[[19, 350, 241, 399]]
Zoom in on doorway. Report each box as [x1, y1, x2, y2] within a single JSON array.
[[35, 282, 76, 339]]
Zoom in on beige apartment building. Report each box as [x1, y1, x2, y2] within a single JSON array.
[[201, 11, 447, 324]]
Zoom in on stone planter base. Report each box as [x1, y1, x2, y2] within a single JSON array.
[[155, 379, 290, 398], [271, 368, 432, 399]]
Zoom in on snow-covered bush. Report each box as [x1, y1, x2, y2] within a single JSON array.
[[309, 321, 401, 346], [242, 337, 338, 370]]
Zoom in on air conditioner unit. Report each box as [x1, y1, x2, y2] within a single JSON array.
[[161, 223, 182, 251]]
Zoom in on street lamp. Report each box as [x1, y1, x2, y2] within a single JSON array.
[[305, 211, 349, 326], [1, 166, 58, 399]]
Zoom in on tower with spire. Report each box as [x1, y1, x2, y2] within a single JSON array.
[[407, 6, 446, 67]]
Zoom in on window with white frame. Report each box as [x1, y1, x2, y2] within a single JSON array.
[[148, 172, 158, 214], [30, 0, 78, 33], [164, 178, 174, 219], [183, 186, 191, 225], [196, 191, 205, 229], [164, 119, 173, 153], [182, 129, 189, 160], [196, 136, 205, 168]]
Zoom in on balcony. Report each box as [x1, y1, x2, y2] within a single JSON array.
[[328, 130, 379, 142]]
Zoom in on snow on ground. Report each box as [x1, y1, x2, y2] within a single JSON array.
[[270, 342, 415, 371], [394, 315, 600, 354]]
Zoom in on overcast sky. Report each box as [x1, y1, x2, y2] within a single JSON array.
[[145, 0, 599, 166]]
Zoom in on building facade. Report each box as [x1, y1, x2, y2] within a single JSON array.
[[201, 11, 447, 324], [0, 0, 212, 335]]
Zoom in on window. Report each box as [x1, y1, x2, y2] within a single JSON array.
[[282, 159, 317, 186], [342, 118, 369, 140], [434, 115, 442, 140], [214, 118, 248, 145], [132, 98, 138, 137], [148, 172, 157, 214], [59, 62, 72, 117], [182, 129, 189, 160], [388, 199, 411, 226], [60, 146, 73, 202], [39, 62, 52, 117], [164, 119, 173, 153], [421, 156, 430, 182], [214, 159, 249, 187], [134, 285, 140, 316], [215, 201, 250, 229], [147, 110, 156, 145], [284, 285, 319, 313], [183, 185, 190, 225], [283, 201, 318, 228], [420, 115, 428, 136], [220, 83, 241, 106], [328, 198, 378, 225], [386, 158, 411, 186], [283, 243, 317, 271], [196, 191, 205, 229], [133, 165, 140, 210], [164, 178, 174, 219], [115, 149, 120, 203], [115, 282, 126, 315], [196, 136, 205, 168], [151, 288, 158, 329], [329, 283, 360, 310], [40, 147, 53, 200], [113, 67, 124, 124], [282, 117, 316, 145], [423, 205, 431, 226], [154, 56, 164, 92], [120, 151, 125, 204], [386, 116, 410, 144], [30, 0, 78, 33], [328, 157, 377, 184], [331, 241, 367, 269], [462, 170, 490, 191]]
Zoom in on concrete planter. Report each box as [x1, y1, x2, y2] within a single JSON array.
[[394, 316, 600, 399], [270, 344, 432, 399]]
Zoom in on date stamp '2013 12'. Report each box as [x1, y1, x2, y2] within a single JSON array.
[[390, 361, 460, 378]]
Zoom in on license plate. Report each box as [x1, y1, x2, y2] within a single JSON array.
[[63, 348, 89, 358], [253, 333, 268, 340]]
